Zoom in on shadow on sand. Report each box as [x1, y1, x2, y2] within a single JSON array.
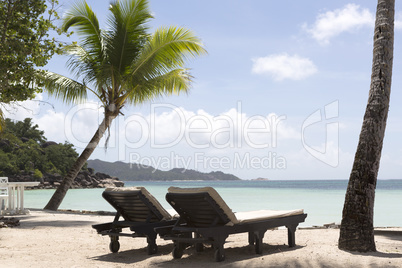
[[337, 232, 402, 260], [91, 242, 306, 267], [374, 230, 402, 242], [12, 214, 97, 229]]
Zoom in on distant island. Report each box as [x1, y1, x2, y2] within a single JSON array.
[[87, 159, 242, 181], [251, 177, 269, 181]]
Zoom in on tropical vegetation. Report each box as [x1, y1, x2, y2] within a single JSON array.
[[36, 0, 206, 210], [0, 118, 82, 177], [0, 0, 66, 130]]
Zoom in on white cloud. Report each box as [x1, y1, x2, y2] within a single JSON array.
[[395, 20, 402, 30], [251, 53, 317, 81], [3, 94, 44, 121], [58, 101, 103, 148], [304, 4, 374, 45], [4, 100, 348, 179], [115, 104, 302, 152], [5, 97, 103, 147], [395, 13, 402, 30], [34, 110, 67, 142]]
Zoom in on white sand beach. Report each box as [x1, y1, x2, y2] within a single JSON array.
[[1, 210, 402, 268]]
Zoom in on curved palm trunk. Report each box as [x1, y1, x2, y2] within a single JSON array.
[[338, 0, 394, 252], [44, 112, 117, 210]]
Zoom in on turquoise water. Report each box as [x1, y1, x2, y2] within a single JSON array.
[[24, 180, 402, 227]]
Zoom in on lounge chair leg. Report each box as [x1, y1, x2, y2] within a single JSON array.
[[172, 242, 184, 259], [254, 230, 266, 254], [286, 224, 298, 247], [212, 235, 227, 262], [214, 245, 225, 262], [248, 232, 255, 245], [195, 233, 204, 252], [147, 234, 158, 255]]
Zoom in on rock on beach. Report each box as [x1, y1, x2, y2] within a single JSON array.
[[9, 169, 124, 189]]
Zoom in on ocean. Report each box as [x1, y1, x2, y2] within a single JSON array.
[[24, 180, 402, 227]]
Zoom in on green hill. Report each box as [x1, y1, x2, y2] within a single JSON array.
[[87, 159, 241, 181], [0, 118, 84, 178]]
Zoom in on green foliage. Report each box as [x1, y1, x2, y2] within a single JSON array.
[[0, 0, 65, 103], [4, 118, 46, 143], [44, 141, 79, 175], [0, 118, 83, 176], [14, 139, 47, 172], [34, 169, 43, 179], [0, 149, 18, 175]]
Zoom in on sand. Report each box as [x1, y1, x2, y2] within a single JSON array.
[[1, 210, 402, 268]]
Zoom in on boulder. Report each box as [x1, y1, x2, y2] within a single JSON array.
[[8, 169, 124, 189], [41, 141, 58, 148], [20, 137, 30, 143]]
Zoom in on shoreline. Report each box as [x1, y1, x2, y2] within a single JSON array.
[[21, 181, 402, 228], [0, 210, 401, 267], [20, 209, 402, 229], [8, 208, 402, 231]]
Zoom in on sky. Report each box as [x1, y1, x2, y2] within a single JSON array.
[[6, 0, 402, 180]]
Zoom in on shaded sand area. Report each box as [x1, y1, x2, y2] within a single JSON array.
[[1, 210, 402, 267]]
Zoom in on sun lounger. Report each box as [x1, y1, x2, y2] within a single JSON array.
[[157, 186, 307, 262], [92, 187, 177, 255]]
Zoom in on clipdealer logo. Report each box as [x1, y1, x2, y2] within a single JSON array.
[[62, 100, 339, 171]]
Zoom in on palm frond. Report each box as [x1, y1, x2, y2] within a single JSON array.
[[64, 43, 98, 85], [129, 26, 206, 87], [125, 68, 192, 104], [62, 0, 104, 61], [106, 0, 152, 85], [44, 0, 206, 111], [36, 70, 90, 104]]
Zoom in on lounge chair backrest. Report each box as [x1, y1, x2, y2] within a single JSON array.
[[0, 177, 8, 196], [104, 187, 172, 222], [0, 177, 8, 211], [167, 187, 239, 227]]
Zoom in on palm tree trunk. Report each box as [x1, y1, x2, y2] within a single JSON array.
[[338, 0, 394, 252], [44, 111, 117, 210]]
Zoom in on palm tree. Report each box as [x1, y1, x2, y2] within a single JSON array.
[[39, 0, 206, 210], [338, 0, 394, 251]]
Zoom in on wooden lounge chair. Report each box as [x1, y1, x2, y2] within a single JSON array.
[[157, 186, 307, 262], [92, 187, 177, 255]]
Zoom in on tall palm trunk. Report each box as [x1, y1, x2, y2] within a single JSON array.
[[338, 0, 394, 252], [44, 109, 117, 210]]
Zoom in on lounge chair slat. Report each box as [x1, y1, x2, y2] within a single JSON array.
[[92, 187, 177, 255]]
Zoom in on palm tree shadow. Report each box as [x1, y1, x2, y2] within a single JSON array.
[[21, 220, 96, 229], [339, 232, 402, 259], [374, 230, 402, 242], [372, 231, 402, 258], [10, 215, 97, 229], [344, 250, 402, 259]]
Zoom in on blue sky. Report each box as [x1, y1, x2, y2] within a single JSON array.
[[7, 0, 402, 180]]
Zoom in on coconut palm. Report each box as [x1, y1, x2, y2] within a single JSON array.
[[338, 0, 394, 251], [39, 0, 206, 210]]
